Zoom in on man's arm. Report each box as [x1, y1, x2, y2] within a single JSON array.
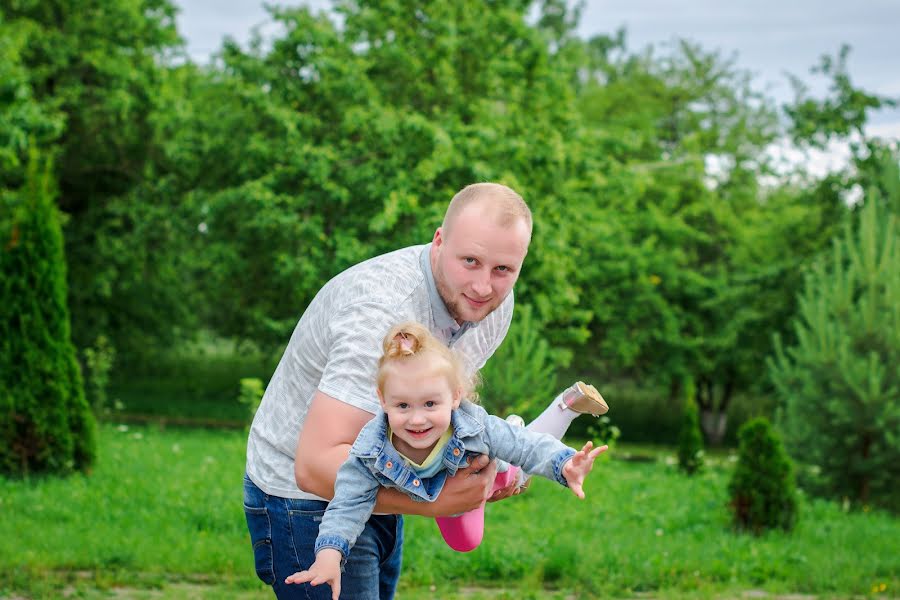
[[295, 391, 496, 517]]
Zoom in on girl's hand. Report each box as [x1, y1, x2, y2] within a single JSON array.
[[562, 441, 608, 499], [284, 548, 343, 600]]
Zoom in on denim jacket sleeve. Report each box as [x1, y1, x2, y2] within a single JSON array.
[[314, 455, 381, 561], [481, 415, 576, 487]]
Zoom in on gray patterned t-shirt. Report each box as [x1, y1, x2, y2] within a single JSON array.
[[245, 244, 514, 499]]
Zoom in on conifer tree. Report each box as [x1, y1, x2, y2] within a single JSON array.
[[728, 417, 798, 533], [677, 376, 704, 474], [768, 194, 899, 511], [0, 151, 97, 476]]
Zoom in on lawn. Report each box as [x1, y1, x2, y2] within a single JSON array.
[[0, 424, 897, 599]]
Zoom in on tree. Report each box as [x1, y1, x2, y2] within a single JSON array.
[[728, 417, 798, 533], [769, 193, 899, 511], [175, 1, 596, 351], [573, 39, 789, 441], [1, 0, 195, 361], [0, 152, 96, 476]]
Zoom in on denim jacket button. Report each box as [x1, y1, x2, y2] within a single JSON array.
[[385, 461, 393, 469], [413, 479, 420, 487], [453, 448, 461, 456]]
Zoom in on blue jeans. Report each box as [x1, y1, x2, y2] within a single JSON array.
[[243, 474, 404, 600]]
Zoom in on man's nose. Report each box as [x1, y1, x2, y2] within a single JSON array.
[[471, 270, 491, 297]]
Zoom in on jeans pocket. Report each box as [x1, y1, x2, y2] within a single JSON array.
[[287, 499, 328, 567], [243, 480, 276, 586]]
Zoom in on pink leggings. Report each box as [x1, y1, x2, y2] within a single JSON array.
[[434, 465, 521, 552]]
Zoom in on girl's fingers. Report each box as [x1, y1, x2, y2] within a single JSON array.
[[588, 445, 607, 459]]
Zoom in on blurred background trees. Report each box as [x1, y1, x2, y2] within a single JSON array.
[[1, 0, 897, 506]]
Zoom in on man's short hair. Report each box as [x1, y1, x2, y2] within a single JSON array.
[[442, 183, 532, 237]]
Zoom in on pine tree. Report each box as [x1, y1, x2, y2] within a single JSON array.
[[768, 194, 899, 511], [728, 417, 798, 533], [0, 151, 97, 476], [677, 375, 704, 474]]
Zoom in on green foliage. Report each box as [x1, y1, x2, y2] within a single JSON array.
[[238, 377, 265, 428], [769, 194, 900, 511], [728, 417, 798, 534], [0, 16, 64, 190], [0, 151, 96, 476], [677, 376, 704, 474], [2, 0, 196, 359], [2, 0, 893, 453], [83, 335, 116, 414], [585, 415, 621, 449], [785, 45, 897, 149], [478, 305, 562, 420]]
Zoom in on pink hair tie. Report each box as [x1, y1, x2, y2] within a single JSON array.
[[395, 333, 415, 353]]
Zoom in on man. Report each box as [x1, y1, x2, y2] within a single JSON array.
[[244, 182, 532, 599]]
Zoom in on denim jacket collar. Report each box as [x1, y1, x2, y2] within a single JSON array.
[[349, 401, 486, 502]]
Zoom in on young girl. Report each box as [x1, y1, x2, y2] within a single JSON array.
[[285, 322, 608, 599]]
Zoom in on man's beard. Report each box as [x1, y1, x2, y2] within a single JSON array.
[[434, 269, 466, 323], [434, 267, 500, 323]]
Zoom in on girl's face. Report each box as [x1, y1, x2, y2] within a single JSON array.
[[378, 354, 461, 461]]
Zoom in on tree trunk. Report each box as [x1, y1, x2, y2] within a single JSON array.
[[700, 409, 728, 446]]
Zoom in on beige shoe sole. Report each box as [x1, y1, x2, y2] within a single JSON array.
[[568, 381, 609, 416]]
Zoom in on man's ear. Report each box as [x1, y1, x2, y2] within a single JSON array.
[[432, 226, 444, 247]]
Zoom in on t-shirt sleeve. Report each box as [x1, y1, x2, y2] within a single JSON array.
[[317, 303, 400, 414]]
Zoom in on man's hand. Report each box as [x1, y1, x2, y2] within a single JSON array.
[[428, 454, 496, 517], [284, 548, 343, 600], [487, 468, 531, 502], [562, 441, 608, 499]]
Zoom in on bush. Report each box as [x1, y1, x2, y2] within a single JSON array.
[[0, 152, 97, 476], [677, 377, 704, 474], [238, 377, 265, 428], [768, 195, 900, 511], [728, 417, 798, 533], [479, 304, 563, 419], [83, 335, 116, 415]]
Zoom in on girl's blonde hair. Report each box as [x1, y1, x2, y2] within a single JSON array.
[[376, 321, 479, 401]]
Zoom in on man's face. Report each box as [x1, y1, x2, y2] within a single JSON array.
[[431, 205, 530, 324]]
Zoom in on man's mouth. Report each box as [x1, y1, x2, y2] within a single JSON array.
[[463, 295, 490, 307]]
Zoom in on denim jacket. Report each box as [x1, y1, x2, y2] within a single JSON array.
[[314, 401, 577, 559]]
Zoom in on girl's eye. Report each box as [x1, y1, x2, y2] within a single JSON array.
[[398, 403, 408, 409], [425, 401, 436, 408]]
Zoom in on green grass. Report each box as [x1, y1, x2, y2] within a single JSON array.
[[1, 425, 897, 599]]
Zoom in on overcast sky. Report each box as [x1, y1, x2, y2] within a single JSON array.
[[175, 0, 900, 139]]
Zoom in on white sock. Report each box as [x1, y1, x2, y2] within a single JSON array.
[[525, 391, 580, 439]]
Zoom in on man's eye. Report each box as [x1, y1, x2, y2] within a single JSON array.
[[464, 257, 476, 265], [496, 265, 509, 272]]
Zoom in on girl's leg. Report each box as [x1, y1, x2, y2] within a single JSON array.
[[435, 382, 607, 552]]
